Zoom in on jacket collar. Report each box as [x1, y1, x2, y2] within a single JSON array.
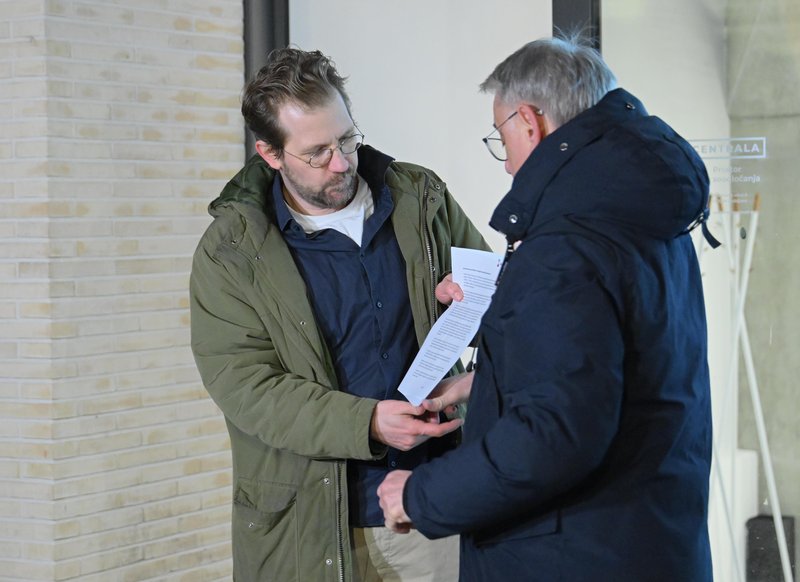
[[206, 146, 397, 254], [489, 88, 646, 242], [269, 145, 395, 232]]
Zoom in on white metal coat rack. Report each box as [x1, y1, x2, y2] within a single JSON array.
[[701, 193, 793, 582]]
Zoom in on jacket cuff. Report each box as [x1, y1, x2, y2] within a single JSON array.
[[357, 398, 387, 460]]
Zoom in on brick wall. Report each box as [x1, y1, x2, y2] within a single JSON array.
[[0, 1, 244, 579]]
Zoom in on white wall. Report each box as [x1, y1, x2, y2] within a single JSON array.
[[290, 0, 552, 251]]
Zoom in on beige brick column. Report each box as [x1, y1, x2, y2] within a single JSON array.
[[1, 1, 244, 579]]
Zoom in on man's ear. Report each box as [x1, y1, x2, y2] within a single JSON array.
[[255, 140, 283, 170], [518, 104, 550, 143]]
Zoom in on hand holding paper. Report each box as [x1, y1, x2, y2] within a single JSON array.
[[398, 247, 503, 405], [435, 274, 464, 304], [422, 371, 475, 415], [370, 400, 462, 451]]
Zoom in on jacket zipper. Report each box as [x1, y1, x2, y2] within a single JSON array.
[[335, 462, 345, 582], [422, 177, 438, 323]]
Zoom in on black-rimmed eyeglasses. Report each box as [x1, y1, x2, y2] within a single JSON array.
[[283, 132, 365, 168], [481, 111, 517, 162]]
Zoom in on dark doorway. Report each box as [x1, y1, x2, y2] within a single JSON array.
[[552, 0, 601, 51], [243, 0, 290, 155]]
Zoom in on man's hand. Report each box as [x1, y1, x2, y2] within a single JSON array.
[[423, 371, 474, 415], [435, 274, 464, 305], [370, 400, 463, 451], [378, 470, 413, 533]]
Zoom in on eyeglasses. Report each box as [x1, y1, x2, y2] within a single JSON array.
[[482, 111, 517, 162], [283, 132, 365, 168]]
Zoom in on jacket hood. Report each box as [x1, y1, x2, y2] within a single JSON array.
[[210, 153, 275, 214], [203, 146, 405, 260], [489, 88, 711, 244]]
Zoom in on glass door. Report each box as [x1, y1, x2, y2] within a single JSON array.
[[603, 2, 799, 580]]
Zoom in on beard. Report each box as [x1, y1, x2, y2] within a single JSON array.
[[280, 164, 359, 212]]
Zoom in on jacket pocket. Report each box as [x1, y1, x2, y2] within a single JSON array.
[[473, 507, 560, 547], [232, 478, 298, 582]]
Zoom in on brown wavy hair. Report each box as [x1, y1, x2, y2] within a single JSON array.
[[242, 47, 352, 151]]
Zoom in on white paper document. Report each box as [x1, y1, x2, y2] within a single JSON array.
[[398, 247, 504, 405]]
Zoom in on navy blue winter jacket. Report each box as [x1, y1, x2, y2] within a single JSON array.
[[404, 88, 714, 582]]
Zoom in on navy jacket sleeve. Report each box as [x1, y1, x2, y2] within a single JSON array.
[[403, 239, 626, 538]]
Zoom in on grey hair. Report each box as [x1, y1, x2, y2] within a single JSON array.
[[480, 33, 617, 128]]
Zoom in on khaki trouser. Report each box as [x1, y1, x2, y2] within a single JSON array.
[[351, 527, 459, 582]]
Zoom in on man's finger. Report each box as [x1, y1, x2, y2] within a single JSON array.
[[435, 280, 464, 304], [386, 519, 412, 534], [418, 417, 462, 437], [438, 282, 463, 300], [422, 396, 447, 412]]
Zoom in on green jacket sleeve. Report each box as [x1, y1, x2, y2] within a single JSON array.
[[190, 239, 384, 462], [441, 185, 492, 254]]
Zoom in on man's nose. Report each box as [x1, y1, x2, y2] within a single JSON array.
[[327, 148, 350, 172]]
